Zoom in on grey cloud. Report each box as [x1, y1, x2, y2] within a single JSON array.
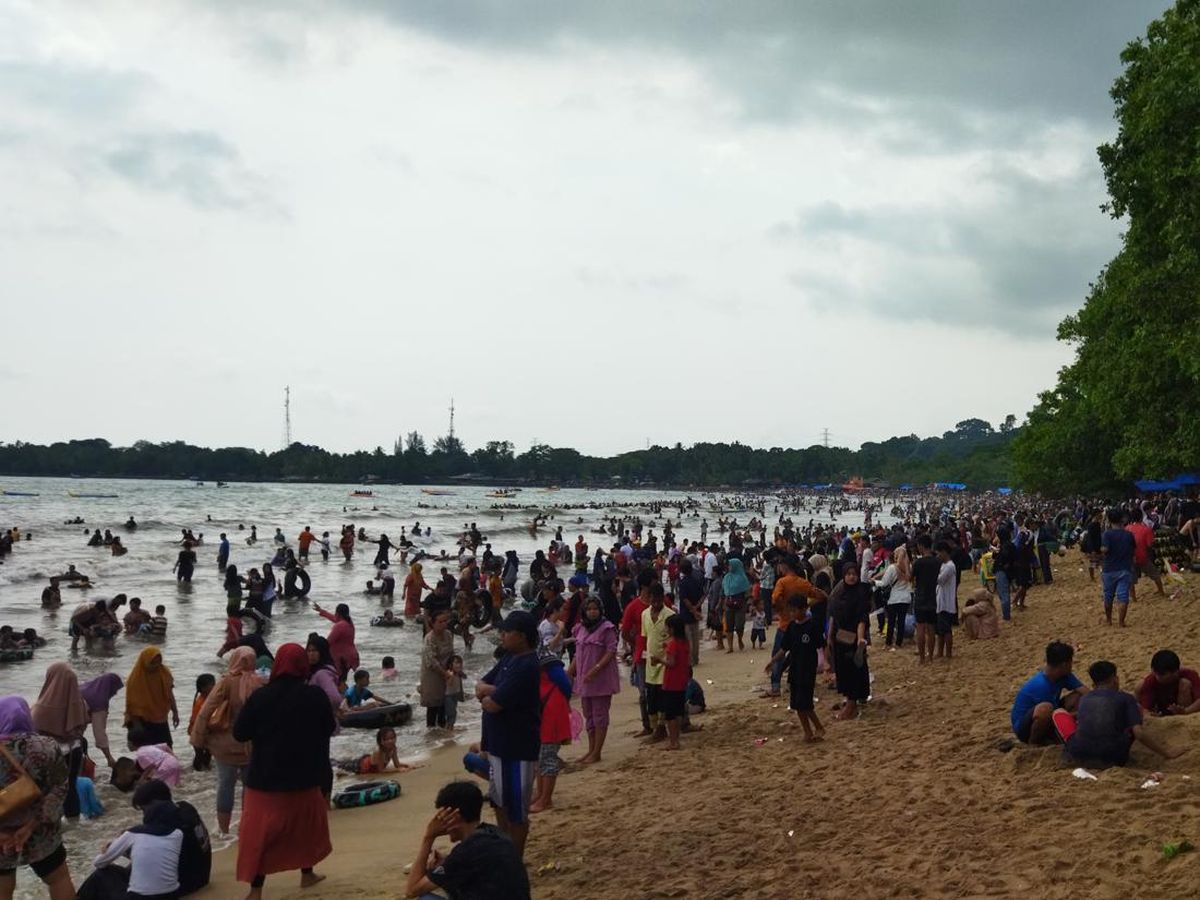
[[0, 60, 149, 118], [101, 131, 286, 216], [342, 0, 1167, 129], [775, 162, 1117, 331]]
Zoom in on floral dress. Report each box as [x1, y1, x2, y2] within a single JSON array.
[[0, 734, 68, 867]]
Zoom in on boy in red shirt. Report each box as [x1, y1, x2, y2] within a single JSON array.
[[529, 648, 573, 813], [654, 614, 691, 751]]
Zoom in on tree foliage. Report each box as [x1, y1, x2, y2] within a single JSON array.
[[1013, 0, 1200, 490], [0, 424, 1017, 488]]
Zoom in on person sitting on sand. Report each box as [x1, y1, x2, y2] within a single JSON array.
[[404, 780, 531, 900], [1011, 641, 1088, 745], [960, 588, 999, 640], [1064, 660, 1185, 767], [1137, 649, 1200, 716]]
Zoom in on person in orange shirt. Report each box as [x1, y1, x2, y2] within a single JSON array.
[[297, 526, 316, 561]]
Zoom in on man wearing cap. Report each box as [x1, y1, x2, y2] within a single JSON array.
[[475, 610, 540, 859]]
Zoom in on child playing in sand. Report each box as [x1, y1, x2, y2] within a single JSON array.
[[749, 598, 766, 649], [445, 655, 466, 727], [188, 673, 215, 771], [765, 596, 825, 742], [1137, 649, 1200, 716], [1064, 660, 1185, 766], [354, 727, 417, 775], [657, 614, 691, 750]]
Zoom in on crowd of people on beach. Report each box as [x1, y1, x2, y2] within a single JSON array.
[[1, 485, 1198, 898]]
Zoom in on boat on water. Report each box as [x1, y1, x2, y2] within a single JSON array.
[[67, 491, 119, 499], [421, 489, 456, 496], [1, 491, 39, 497], [541, 486, 561, 492], [350, 490, 374, 497], [487, 490, 518, 498]]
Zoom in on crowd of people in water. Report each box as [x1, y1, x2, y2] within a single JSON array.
[[1, 485, 1199, 898]]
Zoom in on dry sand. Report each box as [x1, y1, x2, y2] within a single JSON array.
[[200, 555, 1200, 899]]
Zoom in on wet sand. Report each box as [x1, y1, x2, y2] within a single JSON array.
[[202, 555, 1200, 899]]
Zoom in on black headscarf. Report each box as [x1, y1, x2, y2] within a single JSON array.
[[306, 634, 335, 670], [129, 800, 182, 837]]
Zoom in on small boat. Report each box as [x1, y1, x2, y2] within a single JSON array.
[[216, 482, 228, 488], [341, 702, 412, 729], [1, 491, 39, 497], [487, 490, 518, 498], [421, 489, 456, 496], [351, 490, 374, 497], [67, 491, 119, 499], [541, 486, 561, 493]]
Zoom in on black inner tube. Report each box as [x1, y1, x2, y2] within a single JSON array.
[[284, 567, 311, 598]]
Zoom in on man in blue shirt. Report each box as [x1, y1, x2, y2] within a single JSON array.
[[216, 533, 230, 572], [476, 610, 540, 859], [1011, 641, 1088, 744], [1100, 508, 1136, 626]]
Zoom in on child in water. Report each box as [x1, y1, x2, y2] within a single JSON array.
[[345, 669, 389, 709], [189, 674, 215, 771], [354, 727, 417, 775], [381, 655, 399, 681], [444, 655, 466, 727]]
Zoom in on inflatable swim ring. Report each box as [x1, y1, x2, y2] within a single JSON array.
[[0, 648, 34, 663], [332, 780, 400, 809], [370, 616, 405, 628], [341, 702, 413, 730], [283, 567, 311, 599]]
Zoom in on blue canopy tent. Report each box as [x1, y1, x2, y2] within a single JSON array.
[[934, 482, 967, 491], [899, 484, 914, 491], [997, 487, 1014, 495]]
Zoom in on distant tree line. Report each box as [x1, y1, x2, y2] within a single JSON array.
[[0, 418, 1017, 488]]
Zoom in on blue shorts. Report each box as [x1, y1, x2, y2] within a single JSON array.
[[1102, 570, 1131, 605], [487, 756, 535, 825]]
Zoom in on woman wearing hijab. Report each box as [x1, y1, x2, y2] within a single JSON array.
[[826, 561, 872, 720], [90, 800, 184, 899], [190, 647, 266, 834], [79, 673, 123, 767], [0, 697, 74, 900], [312, 602, 358, 677], [418, 611, 455, 729], [720, 557, 752, 653], [402, 563, 432, 618], [31, 663, 90, 820], [125, 648, 180, 749], [568, 595, 620, 764], [305, 635, 344, 727], [233, 644, 336, 900]]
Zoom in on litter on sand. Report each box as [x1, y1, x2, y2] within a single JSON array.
[[753, 737, 767, 747], [1072, 768, 1098, 781], [787, 830, 795, 838]]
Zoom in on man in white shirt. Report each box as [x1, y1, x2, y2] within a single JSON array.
[[935, 541, 959, 660]]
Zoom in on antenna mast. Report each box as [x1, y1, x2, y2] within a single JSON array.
[[283, 386, 292, 448], [448, 397, 456, 442], [822, 428, 831, 448]]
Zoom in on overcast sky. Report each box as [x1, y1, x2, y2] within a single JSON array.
[[0, 1, 1169, 456]]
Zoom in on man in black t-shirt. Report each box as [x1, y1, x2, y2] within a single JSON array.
[[677, 560, 704, 667], [911, 534, 941, 665], [406, 781, 531, 900]]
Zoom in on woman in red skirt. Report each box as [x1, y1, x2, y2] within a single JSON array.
[[232, 643, 337, 899]]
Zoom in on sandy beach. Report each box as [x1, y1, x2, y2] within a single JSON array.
[[196, 553, 1200, 899]]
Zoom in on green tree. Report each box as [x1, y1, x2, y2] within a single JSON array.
[[1015, 0, 1200, 488]]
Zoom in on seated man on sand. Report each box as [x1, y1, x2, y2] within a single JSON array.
[[1010, 641, 1088, 745], [960, 588, 999, 640], [1065, 660, 1185, 767], [1137, 649, 1200, 716], [405, 781, 531, 900]]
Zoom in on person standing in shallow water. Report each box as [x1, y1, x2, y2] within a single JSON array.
[[125, 647, 179, 749]]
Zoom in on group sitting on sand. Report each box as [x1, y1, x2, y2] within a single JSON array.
[[1011, 641, 1189, 766]]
